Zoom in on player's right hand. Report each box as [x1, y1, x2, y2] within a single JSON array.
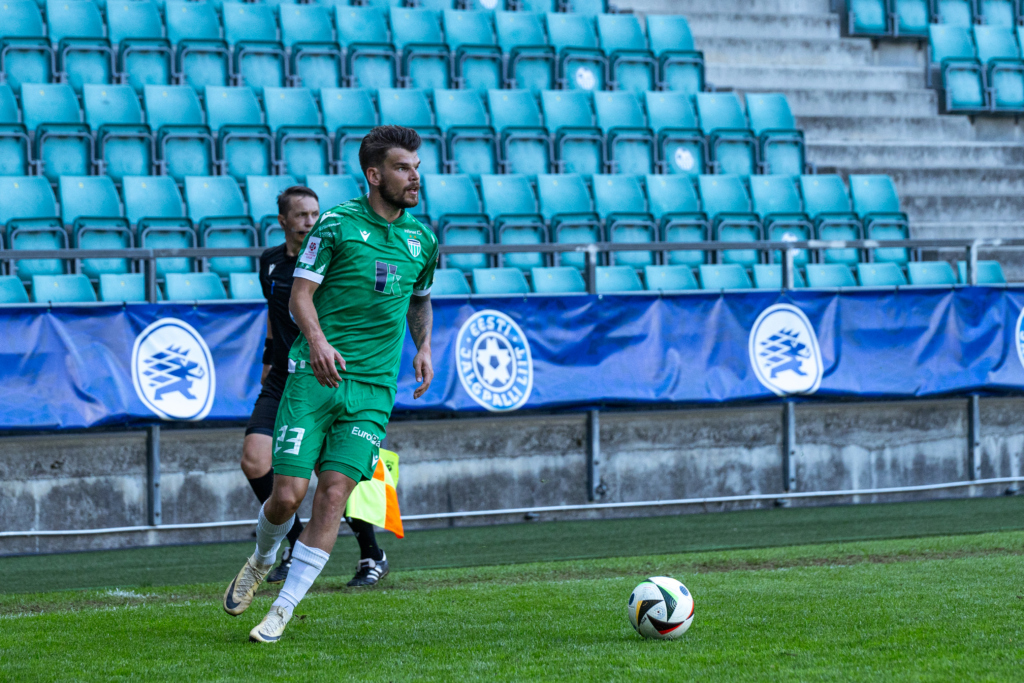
[[309, 337, 345, 388]]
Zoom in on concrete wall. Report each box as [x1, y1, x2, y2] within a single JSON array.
[[2, 399, 1020, 555]]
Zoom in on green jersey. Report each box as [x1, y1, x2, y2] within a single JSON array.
[[290, 195, 439, 389]]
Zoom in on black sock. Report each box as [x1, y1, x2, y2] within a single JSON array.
[[347, 518, 383, 561], [247, 469, 274, 504], [286, 515, 303, 548]]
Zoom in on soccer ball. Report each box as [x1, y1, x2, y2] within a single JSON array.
[[627, 576, 694, 640]]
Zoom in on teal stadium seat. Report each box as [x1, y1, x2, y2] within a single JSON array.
[[377, 88, 444, 175], [536, 173, 600, 270], [750, 175, 811, 267], [857, 263, 907, 287], [694, 93, 757, 176], [108, 0, 172, 93], [745, 93, 805, 175], [99, 272, 146, 302], [487, 89, 551, 174], [246, 175, 298, 243], [847, 0, 888, 36], [124, 175, 196, 277], [957, 260, 1007, 284], [0, 275, 30, 303], [184, 176, 258, 275], [643, 90, 706, 175], [164, 272, 227, 301], [424, 175, 492, 273], [0, 1, 54, 92], [166, 1, 231, 91], [335, 7, 397, 89], [431, 269, 471, 296], [594, 91, 654, 175], [472, 267, 530, 295], [0, 84, 31, 176], [21, 83, 93, 183], [281, 5, 342, 90], [60, 176, 133, 277], [979, 0, 1016, 26], [31, 274, 96, 303], [143, 85, 215, 181], [204, 86, 274, 182], [541, 89, 603, 174], [391, 8, 450, 90], [799, 174, 863, 266], [496, 11, 555, 92], [752, 264, 807, 289], [0, 176, 68, 280], [806, 264, 856, 287], [928, 25, 986, 113], [644, 264, 698, 291], [83, 84, 154, 183], [596, 14, 655, 93], [699, 264, 751, 290], [848, 174, 909, 264], [444, 10, 502, 92], [591, 174, 656, 268], [596, 265, 643, 293], [907, 261, 957, 285], [518, 0, 557, 10], [645, 174, 708, 268], [570, 0, 609, 13], [229, 272, 263, 299], [531, 266, 587, 294], [434, 89, 498, 174], [320, 88, 378, 176], [307, 174, 364, 210], [974, 26, 1024, 111], [697, 175, 762, 267], [646, 15, 704, 95], [223, 3, 286, 89], [894, 0, 930, 37], [479, 174, 546, 272], [263, 87, 332, 182], [935, 0, 976, 26], [546, 13, 605, 91], [46, 0, 114, 93]]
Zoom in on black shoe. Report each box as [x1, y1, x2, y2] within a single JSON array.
[[266, 546, 292, 585], [346, 552, 389, 587]]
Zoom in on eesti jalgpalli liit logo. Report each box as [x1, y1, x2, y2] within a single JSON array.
[[456, 310, 533, 412], [132, 318, 216, 420], [748, 304, 823, 397]]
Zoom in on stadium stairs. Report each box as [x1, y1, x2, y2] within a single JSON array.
[[624, 0, 1024, 248]]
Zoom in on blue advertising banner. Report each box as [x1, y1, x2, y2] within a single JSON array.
[[2, 288, 1024, 430]]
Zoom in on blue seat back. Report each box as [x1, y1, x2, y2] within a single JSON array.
[[596, 265, 642, 293], [99, 273, 146, 302], [958, 260, 1007, 284], [21, 84, 82, 130], [531, 266, 586, 293], [166, 1, 223, 42], [472, 267, 529, 295], [908, 262, 957, 286], [750, 176, 803, 218], [644, 265, 697, 291], [0, 276, 30, 304], [432, 269, 471, 295], [646, 15, 695, 54], [83, 84, 145, 128], [857, 263, 907, 287], [806, 264, 856, 287], [307, 175, 363, 211], [164, 272, 227, 301], [699, 264, 751, 290], [644, 175, 701, 217], [32, 274, 97, 303], [697, 175, 751, 216], [694, 92, 748, 134]]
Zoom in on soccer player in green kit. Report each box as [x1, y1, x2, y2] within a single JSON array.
[[222, 126, 438, 643]]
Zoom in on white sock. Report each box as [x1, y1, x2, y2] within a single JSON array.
[[272, 541, 329, 614], [254, 504, 295, 567]]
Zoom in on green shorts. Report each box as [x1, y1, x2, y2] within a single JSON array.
[[272, 372, 396, 483]]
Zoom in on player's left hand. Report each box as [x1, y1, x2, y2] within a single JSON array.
[[412, 349, 433, 399]]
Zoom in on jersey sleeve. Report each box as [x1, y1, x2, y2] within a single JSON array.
[[258, 250, 272, 300], [293, 216, 338, 285], [413, 240, 439, 296]]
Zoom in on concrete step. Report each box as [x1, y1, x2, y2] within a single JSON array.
[[621, 0, 833, 16], [902, 195, 1024, 223], [912, 222, 1024, 240], [797, 115, 977, 142], [807, 141, 1024, 168], [768, 88, 938, 118], [708, 64, 925, 92], [879, 167, 1024, 196], [696, 35, 874, 67], [686, 11, 838, 40]]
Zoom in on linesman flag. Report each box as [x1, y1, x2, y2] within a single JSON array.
[[345, 448, 404, 538]]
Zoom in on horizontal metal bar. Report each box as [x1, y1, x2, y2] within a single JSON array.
[[2, 476, 1021, 537]]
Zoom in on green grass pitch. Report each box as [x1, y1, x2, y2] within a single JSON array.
[[1, 497, 1023, 681]]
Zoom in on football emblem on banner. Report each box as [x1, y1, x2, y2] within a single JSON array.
[[1015, 307, 1024, 371], [407, 238, 421, 257], [132, 318, 216, 420], [455, 310, 533, 412], [748, 304, 823, 396]]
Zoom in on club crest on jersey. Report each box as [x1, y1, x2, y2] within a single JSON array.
[[298, 237, 321, 265], [407, 238, 421, 257], [456, 310, 534, 412]]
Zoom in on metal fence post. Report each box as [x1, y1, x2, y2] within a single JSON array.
[[968, 242, 979, 286], [783, 401, 797, 492], [145, 253, 157, 303], [146, 425, 162, 526], [783, 248, 795, 290], [586, 409, 601, 501], [968, 395, 982, 485], [585, 245, 598, 294]]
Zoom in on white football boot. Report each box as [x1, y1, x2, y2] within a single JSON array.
[[223, 554, 273, 616], [249, 605, 292, 643]]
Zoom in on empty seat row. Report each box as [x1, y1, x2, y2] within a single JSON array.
[[928, 23, 1024, 112], [0, 271, 265, 303], [0, 173, 364, 280], [1, 2, 701, 95], [848, 0, 1018, 37], [418, 173, 909, 274]]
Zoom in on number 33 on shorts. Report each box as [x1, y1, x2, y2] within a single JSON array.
[[275, 426, 305, 455]]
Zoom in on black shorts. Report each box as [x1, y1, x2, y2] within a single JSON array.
[[245, 368, 288, 437]]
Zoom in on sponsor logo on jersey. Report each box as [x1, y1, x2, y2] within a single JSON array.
[[748, 304, 823, 396], [132, 318, 216, 420], [298, 237, 321, 265], [360, 230, 370, 242], [352, 426, 381, 447], [456, 310, 533, 412], [374, 261, 401, 295], [407, 238, 421, 257]]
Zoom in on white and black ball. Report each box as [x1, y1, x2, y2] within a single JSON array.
[[627, 576, 695, 640]]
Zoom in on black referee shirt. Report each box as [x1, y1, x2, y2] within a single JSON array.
[[259, 244, 300, 374]]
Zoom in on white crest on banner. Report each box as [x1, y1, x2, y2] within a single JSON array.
[[132, 318, 216, 420], [748, 304, 822, 397], [1015, 307, 1024, 372], [456, 310, 533, 412]]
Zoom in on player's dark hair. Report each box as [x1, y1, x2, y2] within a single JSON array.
[[358, 125, 421, 176], [277, 185, 318, 216]]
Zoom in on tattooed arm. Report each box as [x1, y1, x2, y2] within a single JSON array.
[[407, 294, 433, 399]]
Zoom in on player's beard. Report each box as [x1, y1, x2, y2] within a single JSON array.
[[379, 175, 419, 210]]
